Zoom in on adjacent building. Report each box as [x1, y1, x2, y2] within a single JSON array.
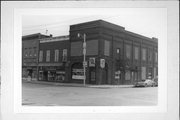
[[22, 33, 51, 80], [38, 35, 70, 82], [22, 20, 158, 85]]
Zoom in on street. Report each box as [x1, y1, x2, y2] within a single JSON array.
[[22, 82, 158, 106]]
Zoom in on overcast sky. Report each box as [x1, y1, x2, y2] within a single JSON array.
[[22, 8, 166, 41]]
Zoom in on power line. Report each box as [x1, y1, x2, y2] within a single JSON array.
[[23, 16, 119, 30], [23, 16, 100, 29]]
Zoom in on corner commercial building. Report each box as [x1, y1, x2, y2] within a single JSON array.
[[69, 20, 158, 85]]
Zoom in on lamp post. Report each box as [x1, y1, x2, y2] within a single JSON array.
[[78, 33, 86, 86]]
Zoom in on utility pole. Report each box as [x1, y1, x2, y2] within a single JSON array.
[[78, 33, 86, 86]]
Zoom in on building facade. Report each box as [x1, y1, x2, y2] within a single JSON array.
[[69, 20, 158, 85], [38, 36, 70, 82], [22, 33, 51, 80]]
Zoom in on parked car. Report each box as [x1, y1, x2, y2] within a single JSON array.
[[153, 76, 158, 87], [134, 79, 156, 87]]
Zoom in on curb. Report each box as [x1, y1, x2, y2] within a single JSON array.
[[22, 80, 134, 88]]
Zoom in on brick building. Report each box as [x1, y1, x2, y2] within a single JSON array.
[[38, 35, 70, 82], [69, 20, 158, 85], [22, 33, 51, 80]]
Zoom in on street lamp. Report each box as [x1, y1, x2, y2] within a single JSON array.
[[77, 33, 86, 86]]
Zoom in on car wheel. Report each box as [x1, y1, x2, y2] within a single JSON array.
[[144, 84, 148, 87]]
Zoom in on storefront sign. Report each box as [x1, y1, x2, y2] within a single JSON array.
[[89, 58, 95, 67], [100, 59, 105, 68], [72, 69, 85, 79], [56, 71, 65, 74]]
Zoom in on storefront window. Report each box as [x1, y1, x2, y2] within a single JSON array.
[[72, 69, 85, 79], [47, 71, 55, 81], [56, 71, 65, 82]]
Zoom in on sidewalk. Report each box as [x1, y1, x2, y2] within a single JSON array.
[[22, 80, 134, 88]]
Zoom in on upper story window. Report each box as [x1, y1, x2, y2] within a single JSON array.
[[24, 48, 28, 57], [134, 47, 139, 60], [142, 48, 146, 61], [104, 40, 110, 56], [62, 49, 67, 62], [155, 52, 158, 63], [39, 50, 43, 62], [148, 50, 152, 61], [70, 40, 98, 56], [29, 48, 32, 57], [116, 48, 121, 59], [46, 50, 50, 62], [126, 44, 131, 59], [54, 49, 59, 62], [70, 42, 82, 56], [33, 47, 37, 57]]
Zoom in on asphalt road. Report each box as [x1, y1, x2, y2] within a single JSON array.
[[22, 82, 158, 106]]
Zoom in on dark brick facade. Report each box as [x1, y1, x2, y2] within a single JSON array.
[[69, 20, 158, 85], [38, 36, 70, 82]]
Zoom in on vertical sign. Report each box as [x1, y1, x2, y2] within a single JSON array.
[[89, 58, 95, 67], [100, 59, 105, 68]]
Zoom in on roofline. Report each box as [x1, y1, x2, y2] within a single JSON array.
[[70, 19, 157, 42], [22, 33, 51, 40], [40, 35, 69, 43], [125, 30, 158, 42]]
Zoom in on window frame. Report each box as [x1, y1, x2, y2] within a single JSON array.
[[39, 50, 43, 62], [54, 49, 59, 62], [46, 50, 50, 62]]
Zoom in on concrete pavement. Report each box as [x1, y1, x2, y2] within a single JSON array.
[[22, 82, 157, 106]]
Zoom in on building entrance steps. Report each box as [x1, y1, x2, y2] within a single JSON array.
[[22, 80, 134, 88]]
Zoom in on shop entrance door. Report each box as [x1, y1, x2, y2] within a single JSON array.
[[89, 67, 96, 84]]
